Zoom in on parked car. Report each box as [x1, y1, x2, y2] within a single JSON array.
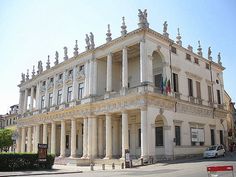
[[203, 145, 225, 158]]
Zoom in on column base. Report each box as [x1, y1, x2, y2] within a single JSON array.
[[69, 155, 77, 159], [103, 156, 112, 160], [120, 87, 128, 96]]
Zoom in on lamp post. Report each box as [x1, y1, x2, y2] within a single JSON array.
[[11, 131, 19, 153]]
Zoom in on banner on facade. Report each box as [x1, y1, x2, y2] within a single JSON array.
[[191, 128, 205, 142], [38, 144, 48, 162]]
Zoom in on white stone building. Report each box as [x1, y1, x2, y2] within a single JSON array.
[[16, 10, 227, 163]]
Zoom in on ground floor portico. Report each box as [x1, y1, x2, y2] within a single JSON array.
[[16, 92, 228, 164]]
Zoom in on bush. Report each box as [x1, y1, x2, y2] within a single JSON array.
[[0, 153, 55, 171]]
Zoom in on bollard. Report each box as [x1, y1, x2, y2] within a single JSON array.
[[90, 163, 94, 171], [102, 164, 105, 170], [121, 162, 124, 169], [112, 163, 115, 170], [141, 158, 144, 166]]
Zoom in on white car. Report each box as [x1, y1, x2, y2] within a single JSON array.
[[203, 145, 225, 158]]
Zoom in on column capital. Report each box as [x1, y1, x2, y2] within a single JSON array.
[[122, 110, 128, 114], [140, 106, 147, 111], [107, 52, 113, 57], [105, 113, 112, 116]]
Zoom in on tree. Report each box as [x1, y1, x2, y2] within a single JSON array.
[[0, 129, 13, 152]]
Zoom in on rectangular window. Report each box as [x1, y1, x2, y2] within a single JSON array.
[[173, 73, 179, 92], [219, 130, 223, 145], [217, 89, 221, 104], [42, 81, 46, 86], [206, 63, 210, 69], [186, 53, 191, 61], [175, 126, 181, 146], [154, 74, 162, 88], [79, 65, 84, 71], [78, 83, 84, 99], [67, 86, 72, 102], [210, 129, 215, 145], [155, 127, 163, 146], [171, 46, 177, 54], [59, 73, 63, 80], [138, 128, 141, 147], [57, 89, 62, 105], [196, 81, 201, 99], [48, 93, 53, 107], [41, 95, 45, 109], [194, 57, 199, 64], [50, 77, 54, 83], [208, 86, 212, 102], [188, 78, 193, 96], [66, 135, 69, 149]]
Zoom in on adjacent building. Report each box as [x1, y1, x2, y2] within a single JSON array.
[[16, 10, 227, 163]]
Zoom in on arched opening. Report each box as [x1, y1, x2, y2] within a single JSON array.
[[152, 51, 163, 92]]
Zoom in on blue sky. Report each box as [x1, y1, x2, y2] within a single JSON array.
[[0, 0, 235, 114]]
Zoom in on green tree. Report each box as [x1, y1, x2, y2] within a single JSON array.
[[0, 129, 13, 152]]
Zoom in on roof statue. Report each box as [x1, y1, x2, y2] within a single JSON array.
[[73, 40, 79, 57], [85, 34, 90, 51], [63, 46, 68, 60], [21, 73, 25, 83], [176, 28, 182, 46], [187, 45, 193, 52], [90, 32, 95, 49], [54, 51, 59, 65], [163, 21, 169, 38], [138, 9, 149, 28], [46, 55, 50, 69], [218, 52, 222, 65], [121, 16, 127, 36], [32, 65, 35, 78], [197, 40, 203, 57], [106, 24, 112, 43], [37, 60, 43, 74], [208, 47, 212, 60], [26, 69, 29, 80]]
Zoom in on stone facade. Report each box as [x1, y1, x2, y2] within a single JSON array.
[[16, 10, 227, 163]]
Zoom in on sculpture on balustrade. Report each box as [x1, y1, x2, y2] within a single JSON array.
[[63, 46, 68, 60], [208, 47, 212, 60], [90, 32, 95, 49], [218, 52, 222, 65], [21, 73, 25, 83], [37, 60, 43, 74], [85, 34, 90, 51], [138, 9, 149, 28]]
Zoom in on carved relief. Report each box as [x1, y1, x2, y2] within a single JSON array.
[[77, 69, 85, 80]]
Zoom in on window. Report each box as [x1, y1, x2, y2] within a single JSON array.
[[154, 74, 162, 89], [206, 63, 210, 69], [79, 65, 84, 71], [68, 69, 73, 76], [194, 57, 199, 64], [186, 53, 191, 61], [155, 127, 163, 146], [173, 73, 179, 92], [48, 93, 53, 107], [138, 128, 141, 147], [219, 130, 223, 145], [188, 78, 193, 97], [216, 79, 219, 84], [210, 129, 215, 145], [67, 86, 72, 102], [171, 46, 177, 54], [217, 89, 221, 104], [42, 81, 46, 86], [50, 77, 54, 83], [66, 135, 69, 149], [175, 126, 181, 146], [59, 73, 63, 80], [208, 86, 212, 102], [78, 83, 84, 99], [41, 95, 45, 109], [57, 89, 62, 105], [196, 81, 201, 99]]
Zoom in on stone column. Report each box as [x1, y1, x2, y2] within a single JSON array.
[[30, 86, 34, 111], [16, 127, 21, 153], [21, 127, 26, 152], [62, 71, 67, 103], [164, 125, 174, 159], [27, 126, 32, 152], [141, 108, 148, 159], [88, 116, 97, 159], [52, 75, 57, 106], [122, 47, 128, 88], [121, 111, 129, 159], [140, 39, 147, 83], [104, 114, 112, 159], [35, 82, 40, 110], [51, 121, 56, 155], [112, 119, 119, 157], [78, 123, 83, 156], [106, 53, 112, 92], [23, 89, 28, 113], [97, 118, 104, 157], [84, 61, 90, 97], [43, 123, 48, 144], [44, 79, 49, 108], [70, 119, 77, 158], [60, 120, 66, 157], [82, 118, 88, 158], [89, 60, 94, 95], [18, 91, 24, 115], [93, 59, 97, 95], [35, 124, 40, 153], [72, 66, 78, 101]]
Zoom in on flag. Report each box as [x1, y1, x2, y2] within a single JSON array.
[[166, 79, 171, 94], [160, 76, 164, 93]]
